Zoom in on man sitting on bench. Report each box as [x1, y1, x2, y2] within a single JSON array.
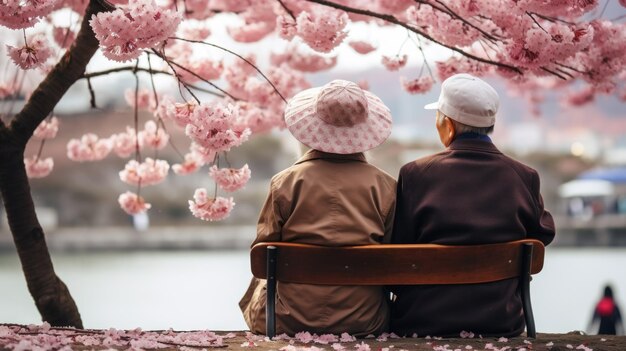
[[390, 74, 556, 337]]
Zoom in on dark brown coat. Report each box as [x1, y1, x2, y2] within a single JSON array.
[[390, 138, 555, 337], [240, 149, 396, 336]]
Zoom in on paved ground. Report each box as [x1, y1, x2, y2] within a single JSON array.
[[1, 324, 625, 351]]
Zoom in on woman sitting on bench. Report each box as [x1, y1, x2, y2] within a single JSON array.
[[239, 80, 396, 336]]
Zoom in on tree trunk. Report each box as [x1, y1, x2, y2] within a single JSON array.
[[0, 0, 113, 327]]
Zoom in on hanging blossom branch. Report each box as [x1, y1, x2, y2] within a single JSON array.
[[170, 37, 288, 103], [152, 50, 202, 104], [417, 0, 504, 43], [305, 0, 523, 75], [82, 67, 226, 98], [150, 49, 237, 101]]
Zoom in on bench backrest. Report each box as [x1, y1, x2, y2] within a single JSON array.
[[250, 239, 545, 285]]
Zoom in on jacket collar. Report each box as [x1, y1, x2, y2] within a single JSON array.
[[448, 138, 502, 154], [295, 149, 367, 165]]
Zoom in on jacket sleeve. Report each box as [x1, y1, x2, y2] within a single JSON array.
[[382, 191, 397, 244], [529, 170, 556, 246], [252, 179, 284, 246], [390, 170, 414, 244]]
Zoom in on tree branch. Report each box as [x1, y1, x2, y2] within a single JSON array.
[[540, 66, 567, 80], [171, 36, 288, 103], [153, 49, 238, 101], [420, 0, 503, 43], [305, 0, 523, 75], [82, 66, 172, 79], [83, 66, 226, 97]]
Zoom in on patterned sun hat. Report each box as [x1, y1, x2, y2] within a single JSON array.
[[284, 80, 392, 154]]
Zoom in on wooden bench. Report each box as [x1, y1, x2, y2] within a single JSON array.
[[250, 239, 545, 338]]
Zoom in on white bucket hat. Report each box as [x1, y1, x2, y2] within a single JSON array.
[[424, 73, 499, 127], [284, 80, 392, 154]]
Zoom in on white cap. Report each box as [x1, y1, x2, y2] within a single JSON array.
[[424, 73, 499, 128]]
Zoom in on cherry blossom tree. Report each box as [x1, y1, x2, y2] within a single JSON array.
[[0, 0, 624, 327]]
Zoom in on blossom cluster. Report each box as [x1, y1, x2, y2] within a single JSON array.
[[184, 102, 251, 153], [0, 0, 61, 29], [296, 8, 348, 53], [188, 188, 235, 221], [119, 158, 170, 186], [400, 76, 435, 95], [33, 117, 59, 139], [66, 133, 112, 162], [209, 164, 251, 192], [381, 55, 407, 71], [89, 0, 182, 62], [118, 191, 151, 215], [7, 34, 53, 70]]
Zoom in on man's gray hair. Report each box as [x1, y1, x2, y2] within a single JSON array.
[[437, 111, 494, 135]]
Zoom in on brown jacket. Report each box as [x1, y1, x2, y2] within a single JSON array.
[[390, 137, 555, 337], [239, 149, 396, 336]]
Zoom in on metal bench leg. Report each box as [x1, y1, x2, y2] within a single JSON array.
[[266, 246, 277, 338], [521, 243, 536, 338]]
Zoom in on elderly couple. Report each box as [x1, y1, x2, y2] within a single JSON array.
[[239, 74, 556, 338]]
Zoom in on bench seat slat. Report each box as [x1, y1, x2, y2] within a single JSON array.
[[250, 240, 545, 285]]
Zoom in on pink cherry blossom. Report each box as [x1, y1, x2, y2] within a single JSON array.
[[401, 76, 435, 94], [188, 189, 235, 221], [178, 22, 212, 41], [437, 56, 488, 81], [0, 0, 61, 29], [24, 156, 53, 178], [349, 40, 377, 55], [125, 88, 157, 110], [190, 142, 217, 164], [111, 127, 139, 158], [119, 158, 170, 186], [315, 334, 339, 344], [185, 102, 251, 152], [67, 133, 112, 162], [271, 333, 292, 341], [296, 8, 348, 53], [277, 14, 297, 40], [235, 101, 285, 134], [209, 164, 251, 192], [33, 117, 59, 139], [227, 3, 276, 43], [138, 120, 169, 150], [564, 86, 595, 106], [7, 34, 53, 70], [172, 153, 204, 175], [271, 48, 337, 73], [53, 26, 76, 49], [172, 101, 198, 127], [381, 54, 407, 71], [90, 0, 182, 62], [178, 58, 223, 83], [354, 341, 371, 351], [0, 81, 18, 98], [459, 331, 475, 338], [118, 191, 151, 215], [294, 331, 314, 343], [332, 343, 347, 351], [339, 333, 356, 343]]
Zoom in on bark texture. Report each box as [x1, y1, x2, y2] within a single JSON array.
[[0, 0, 114, 328]]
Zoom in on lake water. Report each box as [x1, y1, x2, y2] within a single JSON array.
[[1, 248, 625, 334]]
